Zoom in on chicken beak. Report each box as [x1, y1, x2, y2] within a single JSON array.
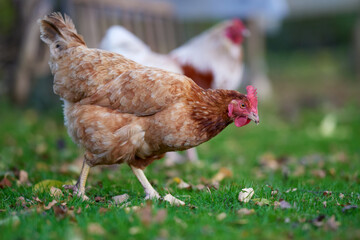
[[248, 112, 259, 125]]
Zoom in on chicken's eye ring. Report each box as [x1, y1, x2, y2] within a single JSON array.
[[240, 103, 246, 108]]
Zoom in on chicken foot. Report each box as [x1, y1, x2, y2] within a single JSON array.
[[63, 160, 90, 200], [130, 165, 185, 206]]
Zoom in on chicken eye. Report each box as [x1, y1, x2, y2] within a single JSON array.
[[240, 103, 246, 108]]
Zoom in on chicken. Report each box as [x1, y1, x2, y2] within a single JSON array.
[[99, 25, 182, 74], [99, 25, 196, 164], [170, 19, 249, 90], [39, 13, 259, 205]]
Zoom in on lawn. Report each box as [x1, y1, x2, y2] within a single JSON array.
[[0, 50, 359, 239]]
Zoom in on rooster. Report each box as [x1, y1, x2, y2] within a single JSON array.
[[39, 13, 259, 205]]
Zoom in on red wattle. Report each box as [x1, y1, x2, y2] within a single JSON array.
[[234, 117, 250, 127]]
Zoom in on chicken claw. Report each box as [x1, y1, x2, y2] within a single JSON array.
[[163, 194, 185, 206], [63, 159, 91, 201], [63, 184, 89, 201]]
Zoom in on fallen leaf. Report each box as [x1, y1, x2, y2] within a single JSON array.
[[322, 201, 327, 208], [44, 200, 58, 210], [324, 215, 340, 231], [112, 194, 130, 205], [173, 177, 192, 190], [323, 191, 332, 197], [237, 208, 255, 216], [53, 205, 68, 218], [0, 176, 12, 189], [279, 200, 292, 209], [50, 187, 63, 198], [271, 190, 279, 196], [312, 215, 326, 227], [129, 226, 141, 235], [18, 170, 29, 185], [342, 205, 357, 213], [238, 188, 254, 203], [163, 194, 185, 206], [94, 196, 105, 202], [88, 223, 105, 235], [32, 196, 42, 203], [253, 198, 270, 206], [211, 167, 233, 183], [216, 212, 227, 221], [195, 184, 206, 191], [339, 193, 345, 199]]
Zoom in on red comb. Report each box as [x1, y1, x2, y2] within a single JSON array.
[[246, 85, 258, 114]]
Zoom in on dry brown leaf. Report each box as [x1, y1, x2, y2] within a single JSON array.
[[238, 188, 254, 203], [94, 196, 105, 202], [237, 208, 255, 216], [0, 176, 12, 189], [211, 167, 233, 183], [195, 184, 206, 191], [32, 196, 42, 203], [44, 200, 58, 210], [50, 187, 63, 198], [112, 194, 130, 205], [323, 191, 332, 197], [18, 170, 29, 185], [271, 190, 279, 196], [53, 205, 68, 218], [324, 215, 340, 231], [88, 223, 105, 235]]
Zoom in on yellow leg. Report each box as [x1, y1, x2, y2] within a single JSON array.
[[64, 159, 90, 200], [76, 160, 90, 194]]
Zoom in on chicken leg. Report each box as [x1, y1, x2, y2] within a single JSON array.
[[130, 165, 185, 205], [63, 160, 90, 200]]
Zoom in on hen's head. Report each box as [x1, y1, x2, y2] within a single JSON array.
[[224, 19, 248, 45], [228, 86, 259, 127]]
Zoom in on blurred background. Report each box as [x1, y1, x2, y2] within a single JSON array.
[[1, 0, 359, 108], [0, 0, 359, 167]]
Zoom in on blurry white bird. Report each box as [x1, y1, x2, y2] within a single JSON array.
[[100, 26, 182, 74], [170, 19, 249, 90]]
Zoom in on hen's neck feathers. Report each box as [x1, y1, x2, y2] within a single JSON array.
[[186, 85, 245, 139]]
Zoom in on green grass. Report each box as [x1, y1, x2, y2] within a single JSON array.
[[1, 49, 360, 239]]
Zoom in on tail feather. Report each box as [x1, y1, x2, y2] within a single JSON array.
[[38, 12, 85, 53]]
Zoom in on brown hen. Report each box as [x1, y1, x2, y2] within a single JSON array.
[[39, 13, 259, 205]]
